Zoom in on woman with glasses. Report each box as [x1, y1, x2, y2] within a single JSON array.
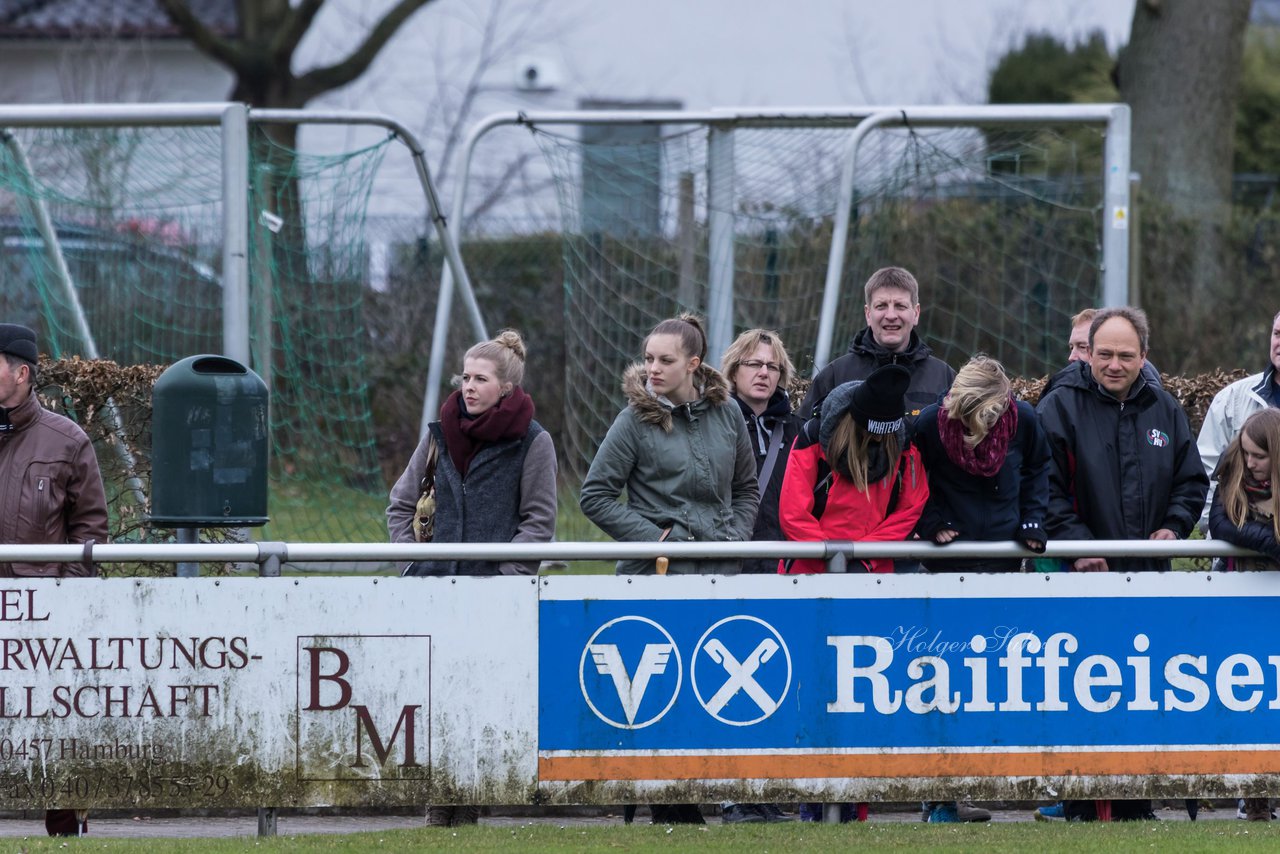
[[720, 329, 804, 575]]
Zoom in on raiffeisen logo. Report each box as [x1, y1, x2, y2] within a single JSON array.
[[692, 615, 792, 726], [579, 616, 682, 730]]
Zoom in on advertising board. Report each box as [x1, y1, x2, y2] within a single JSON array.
[[0, 577, 538, 808]]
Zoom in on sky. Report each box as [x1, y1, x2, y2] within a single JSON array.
[[298, 0, 1138, 217], [558, 0, 1135, 108]]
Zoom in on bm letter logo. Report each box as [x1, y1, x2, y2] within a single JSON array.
[[297, 635, 431, 780]]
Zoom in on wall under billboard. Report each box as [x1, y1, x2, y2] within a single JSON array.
[[2, 573, 1277, 808]]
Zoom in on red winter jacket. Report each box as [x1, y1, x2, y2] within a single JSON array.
[[778, 441, 928, 574]]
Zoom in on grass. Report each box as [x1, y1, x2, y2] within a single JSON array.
[[9, 821, 1280, 852], [262, 479, 389, 543]]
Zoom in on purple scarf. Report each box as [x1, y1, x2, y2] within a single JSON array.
[[439, 387, 534, 477], [936, 397, 1018, 478]]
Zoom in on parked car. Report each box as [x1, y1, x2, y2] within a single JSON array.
[[0, 215, 221, 365]]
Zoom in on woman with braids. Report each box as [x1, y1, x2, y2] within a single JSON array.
[[580, 313, 758, 578], [912, 354, 1051, 574]]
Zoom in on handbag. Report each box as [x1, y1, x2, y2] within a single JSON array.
[[411, 436, 439, 543]]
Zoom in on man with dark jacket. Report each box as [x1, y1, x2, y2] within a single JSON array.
[[0, 324, 107, 579], [0, 324, 107, 838], [801, 266, 955, 424], [1036, 307, 1207, 574]]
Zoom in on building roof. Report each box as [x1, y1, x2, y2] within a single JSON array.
[[0, 0, 236, 39]]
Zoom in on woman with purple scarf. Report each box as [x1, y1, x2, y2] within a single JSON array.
[[911, 355, 1051, 573], [388, 329, 558, 578]]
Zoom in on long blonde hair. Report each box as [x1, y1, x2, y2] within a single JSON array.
[[827, 414, 901, 492], [942, 355, 1011, 448], [1219, 408, 1280, 541]]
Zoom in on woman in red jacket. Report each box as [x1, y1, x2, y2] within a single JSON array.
[[779, 364, 928, 574]]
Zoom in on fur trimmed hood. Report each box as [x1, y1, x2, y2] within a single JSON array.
[[621, 362, 731, 432]]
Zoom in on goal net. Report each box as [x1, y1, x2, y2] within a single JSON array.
[[0, 124, 391, 544], [532, 120, 1108, 483]]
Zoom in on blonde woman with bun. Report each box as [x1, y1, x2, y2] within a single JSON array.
[[388, 329, 557, 579]]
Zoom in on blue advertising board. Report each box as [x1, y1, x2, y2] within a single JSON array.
[[538, 573, 1280, 792]]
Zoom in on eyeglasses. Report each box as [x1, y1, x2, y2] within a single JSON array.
[[740, 360, 781, 374]]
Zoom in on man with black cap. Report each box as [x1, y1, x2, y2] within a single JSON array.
[[0, 323, 106, 837], [0, 323, 107, 579]]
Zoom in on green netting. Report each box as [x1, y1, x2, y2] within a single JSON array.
[[531, 122, 1106, 483], [0, 124, 392, 543], [247, 129, 390, 542]]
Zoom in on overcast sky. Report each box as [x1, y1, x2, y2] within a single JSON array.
[[559, 0, 1135, 108], [300, 0, 1137, 215]]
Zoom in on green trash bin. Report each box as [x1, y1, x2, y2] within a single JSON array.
[[149, 355, 269, 527]]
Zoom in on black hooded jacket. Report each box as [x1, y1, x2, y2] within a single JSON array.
[[801, 327, 955, 424], [1036, 361, 1208, 572]]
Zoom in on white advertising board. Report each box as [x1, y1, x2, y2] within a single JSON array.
[[0, 577, 538, 808]]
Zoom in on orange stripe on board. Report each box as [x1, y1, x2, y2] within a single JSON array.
[[538, 750, 1280, 781]]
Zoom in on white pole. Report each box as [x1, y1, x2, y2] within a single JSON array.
[[706, 126, 736, 362], [813, 111, 898, 373], [1102, 105, 1133, 307], [220, 103, 251, 364]]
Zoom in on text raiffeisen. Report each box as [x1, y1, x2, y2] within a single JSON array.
[[827, 632, 1278, 714]]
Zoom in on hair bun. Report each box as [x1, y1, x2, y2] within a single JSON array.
[[493, 329, 526, 362]]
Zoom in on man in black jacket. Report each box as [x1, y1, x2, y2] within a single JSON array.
[[1037, 306, 1207, 573], [801, 266, 954, 423]]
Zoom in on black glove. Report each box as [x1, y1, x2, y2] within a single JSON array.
[[1019, 521, 1047, 553]]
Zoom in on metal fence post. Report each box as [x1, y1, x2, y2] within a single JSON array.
[[1102, 104, 1132, 307], [706, 124, 735, 362], [258, 542, 286, 577], [220, 103, 251, 364], [175, 528, 199, 578]]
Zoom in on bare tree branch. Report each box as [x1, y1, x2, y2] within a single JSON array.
[[296, 0, 437, 103], [270, 0, 326, 61], [155, 0, 244, 70], [464, 152, 536, 227]]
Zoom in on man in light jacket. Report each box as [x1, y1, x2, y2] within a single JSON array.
[[1197, 309, 1280, 529]]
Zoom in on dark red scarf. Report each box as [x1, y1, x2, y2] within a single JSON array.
[[937, 396, 1018, 477], [440, 387, 534, 477]]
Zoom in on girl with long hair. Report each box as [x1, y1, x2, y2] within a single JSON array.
[[778, 364, 928, 574], [1208, 407, 1280, 570], [1209, 407, 1280, 824]]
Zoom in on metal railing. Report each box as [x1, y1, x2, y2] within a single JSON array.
[[0, 539, 1255, 575]]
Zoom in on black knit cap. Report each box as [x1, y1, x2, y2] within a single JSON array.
[[0, 324, 37, 365], [847, 364, 910, 434]]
